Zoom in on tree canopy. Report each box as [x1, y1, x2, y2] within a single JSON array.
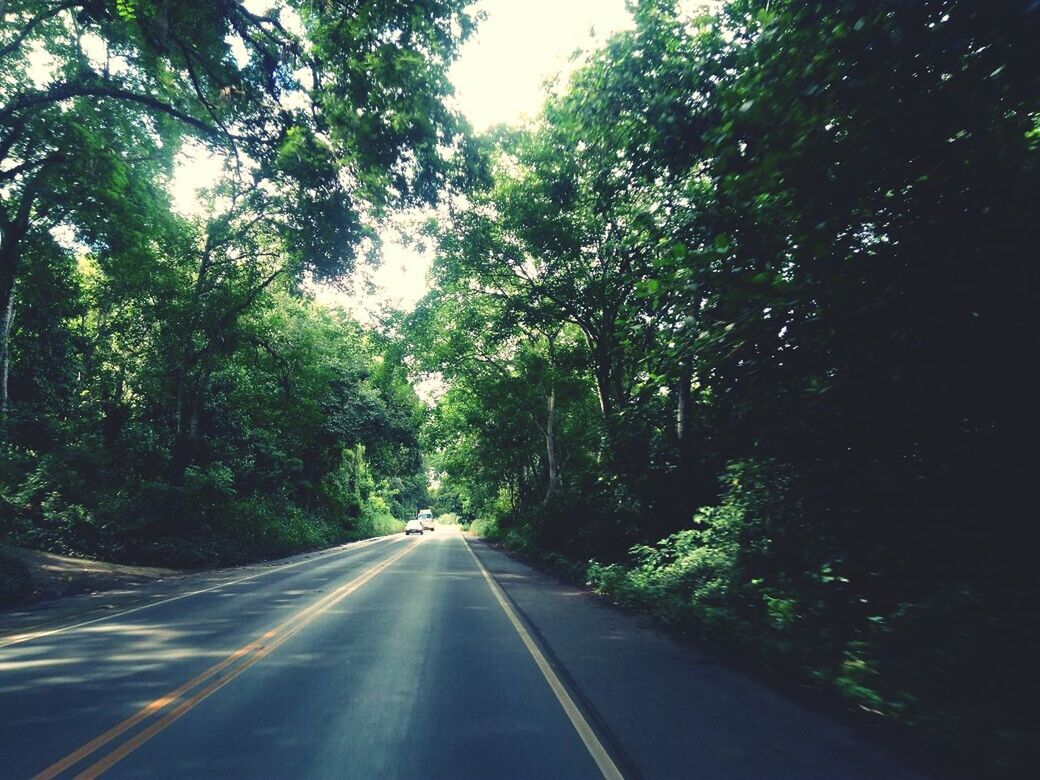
[[2, 1, 1037, 775], [410, 1, 1040, 774], [1, 0, 477, 564]]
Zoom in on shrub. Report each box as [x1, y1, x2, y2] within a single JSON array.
[[355, 495, 404, 539], [467, 516, 499, 539], [586, 459, 822, 658]]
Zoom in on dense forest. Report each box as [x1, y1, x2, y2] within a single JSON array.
[[2, 0, 1038, 776], [0, 0, 479, 572], [410, 1, 1039, 775]]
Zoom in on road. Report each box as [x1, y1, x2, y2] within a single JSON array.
[[0, 529, 923, 779]]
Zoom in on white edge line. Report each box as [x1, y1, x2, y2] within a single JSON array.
[[0, 534, 402, 649], [463, 536, 625, 780]]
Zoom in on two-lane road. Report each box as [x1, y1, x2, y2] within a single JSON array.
[[1, 531, 607, 779], [1, 529, 924, 779]]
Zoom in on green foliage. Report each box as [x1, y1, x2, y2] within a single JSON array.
[[466, 516, 499, 540], [2, 284, 423, 567], [586, 461, 799, 634], [418, 1, 1040, 775], [1, 0, 471, 568]]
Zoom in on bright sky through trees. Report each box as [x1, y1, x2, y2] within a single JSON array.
[[450, 0, 633, 132], [166, 0, 634, 318], [318, 0, 634, 318]]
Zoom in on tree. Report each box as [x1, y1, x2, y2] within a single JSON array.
[[1, 0, 477, 413], [421, 2, 1040, 771], [1, 0, 479, 567]]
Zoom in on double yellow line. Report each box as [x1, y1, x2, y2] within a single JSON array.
[[34, 540, 419, 780]]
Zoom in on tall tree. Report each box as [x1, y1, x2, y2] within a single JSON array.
[[0, 0, 477, 413]]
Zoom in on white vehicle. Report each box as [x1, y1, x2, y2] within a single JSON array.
[[405, 518, 423, 536], [418, 509, 435, 531]]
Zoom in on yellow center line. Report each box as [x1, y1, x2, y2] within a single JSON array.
[[34, 539, 421, 780], [32, 633, 272, 780], [463, 537, 626, 780]]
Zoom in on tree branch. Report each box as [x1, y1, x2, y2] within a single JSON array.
[[216, 266, 285, 331], [1, 82, 221, 138], [233, 3, 290, 37], [0, 152, 64, 183], [176, 42, 240, 158], [0, 116, 29, 164], [0, 1, 83, 59]]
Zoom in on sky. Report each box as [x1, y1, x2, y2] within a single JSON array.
[[30, 0, 638, 319], [450, 0, 633, 133], [326, 0, 634, 319], [232, 0, 632, 320], [167, 1, 636, 320]]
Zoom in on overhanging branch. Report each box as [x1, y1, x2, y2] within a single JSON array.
[[0, 1, 83, 59], [1, 82, 222, 138]]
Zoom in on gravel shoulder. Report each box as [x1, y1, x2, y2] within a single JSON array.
[[7, 547, 182, 603]]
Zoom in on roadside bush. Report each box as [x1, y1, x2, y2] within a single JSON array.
[[232, 500, 332, 561], [587, 460, 806, 638], [583, 457, 1040, 776], [355, 494, 405, 539], [467, 516, 499, 539]]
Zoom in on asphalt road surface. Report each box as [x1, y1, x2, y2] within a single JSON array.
[[0, 529, 924, 779]]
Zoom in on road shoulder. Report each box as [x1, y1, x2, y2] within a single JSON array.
[[0, 535, 398, 646], [466, 536, 926, 780]]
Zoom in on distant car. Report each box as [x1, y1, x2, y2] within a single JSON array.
[[405, 519, 424, 536], [418, 509, 434, 531]]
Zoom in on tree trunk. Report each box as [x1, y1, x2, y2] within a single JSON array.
[[171, 366, 206, 483], [171, 371, 191, 484], [676, 362, 693, 448], [590, 329, 627, 424], [594, 360, 614, 419], [1, 184, 37, 421], [544, 385, 562, 502], [0, 246, 17, 419]]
